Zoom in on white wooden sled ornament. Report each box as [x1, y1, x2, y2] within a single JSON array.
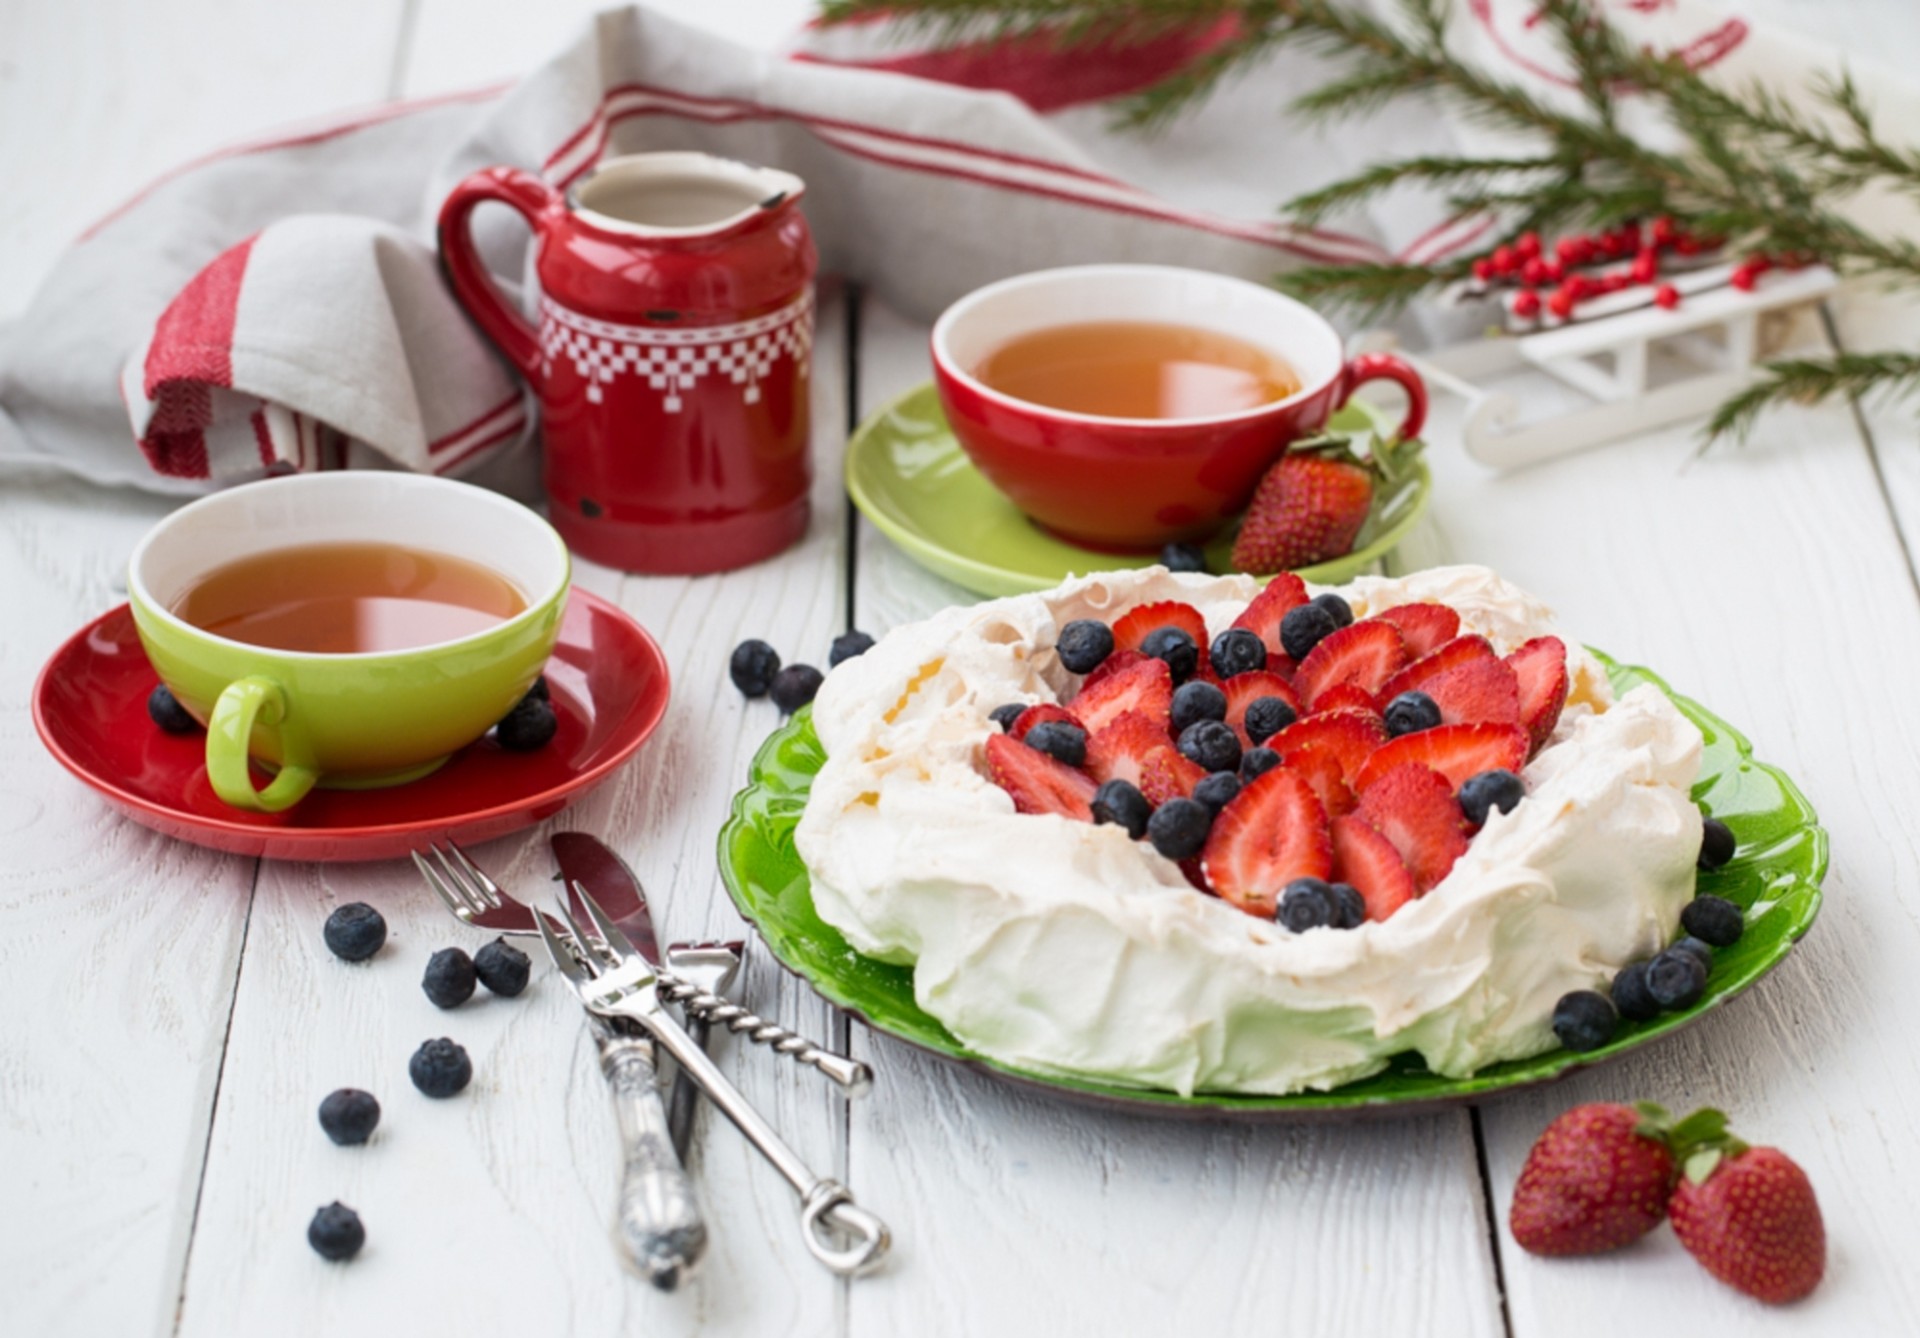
[[1358, 263, 1839, 469]]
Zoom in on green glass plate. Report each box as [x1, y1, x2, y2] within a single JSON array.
[[845, 382, 1431, 599], [717, 655, 1824, 1118]]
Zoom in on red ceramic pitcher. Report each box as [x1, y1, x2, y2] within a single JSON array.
[[439, 152, 816, 575]]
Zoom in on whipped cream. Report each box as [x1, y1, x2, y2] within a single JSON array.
[[796, 566, 1703, 1096]]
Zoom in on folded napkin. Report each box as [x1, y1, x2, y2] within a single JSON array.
[[0, 1, 1903, 493]]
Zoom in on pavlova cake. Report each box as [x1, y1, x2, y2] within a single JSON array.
[[793, 565, 1706, 1096]]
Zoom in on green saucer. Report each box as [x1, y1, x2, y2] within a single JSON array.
[[717, 654, 1824, 1119], [845, 383, 1431, 598]]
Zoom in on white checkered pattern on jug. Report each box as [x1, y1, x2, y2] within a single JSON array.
[[538, 292, 813, 411]]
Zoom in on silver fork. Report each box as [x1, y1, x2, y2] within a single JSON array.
[[535, 889, 890, 1278], [412, 844, 872, 1095], [664, 943, 743, 1160]]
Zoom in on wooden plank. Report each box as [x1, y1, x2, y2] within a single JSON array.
[[842, 297, 1505, 1337], [174, 286, 853, 1336]]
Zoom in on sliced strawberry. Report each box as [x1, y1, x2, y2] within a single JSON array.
[[1355, 763, 1470, 892], [1369, 602, 1461, 659], [1286, 745, 1357, 819], [1176, 857, 1211, 893], [1354, 723, 1530, 793], [1229, 573, 1309, 663], [1330, 814, 1417, 922], [1085, 711, 1172, 788], [1139, 747, 1208, 807], [1294, 621, 1410, 711], [986, 733, 1096, 821], [1221, 670, 1301, 748], [1200, 766, 1331, 917], [1309, 682, 1379, 716], [1271, 708, 1388, 787], [1070, 656, 1173, 735], [1081, 648, 1148, 691], [1423, 657, 1522, 727], [1507, 636, 1570, 753], [1111, 600, 1208, 655], [1379, 634, 1496, 703], [1009, 703, 1080, 741]]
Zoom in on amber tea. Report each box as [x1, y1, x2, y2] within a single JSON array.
[[173, 541, 527, 654], [974, 320, 1299, 419]]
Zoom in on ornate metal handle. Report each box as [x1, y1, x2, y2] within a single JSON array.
[[600, 1033, 707, 1290], [654, 969, 873, 1097]]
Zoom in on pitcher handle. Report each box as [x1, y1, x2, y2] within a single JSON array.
[[436, 166, 563, 378]]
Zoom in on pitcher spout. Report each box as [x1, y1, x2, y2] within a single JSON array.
[[567, 152, 805, 242]]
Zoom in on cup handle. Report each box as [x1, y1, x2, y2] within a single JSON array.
[[436, 166, 564, 379], [206, 676, 318, 813], [1334, 352, 1428, 442]]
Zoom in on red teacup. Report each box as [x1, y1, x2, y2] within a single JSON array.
[[930, 265, 1426, 552]]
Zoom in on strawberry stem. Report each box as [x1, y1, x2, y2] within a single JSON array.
[[1632, 1102, 1749, 1180]]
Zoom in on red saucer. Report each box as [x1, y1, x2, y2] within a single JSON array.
[[31, 588, 669, 861]]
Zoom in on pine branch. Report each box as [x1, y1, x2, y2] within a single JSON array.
[[1277, 260, 1474, 321], [1286, 154, 1559, 226], [1706, 352, 1920, 441]]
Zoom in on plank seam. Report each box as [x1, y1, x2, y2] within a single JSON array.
[[1470, 1106, 1515, 1338], [1820, 302, 1920, 605], [835, 281, 862, 1336]]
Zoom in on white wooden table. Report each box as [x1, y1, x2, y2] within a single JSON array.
[[5, 3, 1920, 1335]]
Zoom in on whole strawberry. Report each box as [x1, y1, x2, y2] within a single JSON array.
[[1230, 430, 1419, 575], [1670, 1143, 1825, 1304], [1509, 1102, 1682, 1255]]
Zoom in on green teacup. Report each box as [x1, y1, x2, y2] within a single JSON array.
[[128, 473, 571, 813]]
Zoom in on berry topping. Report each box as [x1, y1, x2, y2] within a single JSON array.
[[1200, 767, 1332, 917], [1269, 708, 1389, 787], [1221, 670, 1301, 745], [1698, 815, 1736, 870], [1170, 680, 1228, 733], [1279, 602, 1338, 662], [1509, 1103, 1679, 1257], [1328, 814, 1416, 922], [1611, 961, 1661, 1020], [323, 903, 387, 963], [771, 664, 825, 714], [1382, 690, 1441, 738], [1421, 656, 1522, 727], [422, 947, 477, 1009], [1379, 634, 1496, 703], [729, 640, 781, 697], [1278, 877, 1337, 932], [1057, 619, 1116, 675], [1330, 882, 1367, 929], [474, 938, 532, 997], [1160, 542, 1208, 573], [409, 1037, 473, 1098], [1147, 797, 1213, 860], [1507, 636, 1570, 751], [1357, 726, 1529, 797], [1139, 746, 1209, 807], [1231, 442, 1377, 573], [1311, 593, 1354, 629], [1139, 627, 1199, 684], [308, 1202, 366, 1261], [1085, 712, 1174, 788], [1081, 648, 1149, 691], [1354, 763, 1470, 893], [1010, 703, 1081, 741], [1239, 747, 1281, 781], [1458, 767, 1527, 826], [986, 733, 1097, 821], [1209, 627, 1268, 679], [1192, 771, 1242, 814], [1670, 1142, 1825, 1304], [989, 702, 1027, 732], [148, 684, 199, 734], [1310, 682, 1381, 715], [1112, 600, 1208, 657], [1070, 656, 1173, 735], [1645, 946, 1709, 1009], [1672, 936, 1715, 972], [1091, 779, 1152, 839], [1284, 745, 1357, 819], [1177, 719, 1241, 774], [1025, 719, 1089, 768], [1681, 895, 1744, 946], [1241, 696, 1296, 747], [317, 1088, 381, 1146], [1230, 573, 1309, 663], [496, 694, 558, 751], [1369, 602, 1461, 659], [1293, 620, 1410, 710], [1551, 990, 1618, 1051], [829, 630, 875, 666]]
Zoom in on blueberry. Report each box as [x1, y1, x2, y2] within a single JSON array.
[[1160, 542, 1208, 573], [1312, 593, 1354, 628], [1091, 779, 1151, 839], [1383, 690, 1441, 739], [1056, 619, 1115, 675], [771, 664, 824, 714], [147, 684, 199, 734], [422, 948, 477, 1009], [1177, 719, 1241, 774], [1243, 697, 1296, 745], [1240, 747, 1282, 781], [1209, 628, 1267, 679], [1193, 771, 1241, 814], [1645, 947, 1708, 1010], [829, 630, 875, 666], [1279, 603, 1338, 661], [1551, 990, 1618, 1051], [1610, 960, 1662, 1021], [1278, 878, 1336, 932], [1025, 720, 1088, 768], [1147, 797, 1211, 860], [729, 639, 782, 697], [1698, 816, 1736, 870], [307, 1202, 365, 1261], [317, 1089, 381, 1146], [474, 938, 531, 997], [989, 702, 1027, 732], [323, 903, 386, 963], [409, 1038, 473, 1098], [1170, 680, 1228, 733], [1459, 769, 1524, 827], [1672, 936, 1715, 972], [524, 674, 550, 701], [495, 696, 557, 751], [1330, 882, 1367, 929], [1139, 627, 1199, 684], [1680, 894, 1744, 947]]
